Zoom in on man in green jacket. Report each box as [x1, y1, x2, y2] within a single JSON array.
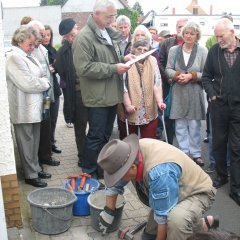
[[73, 0, 132, 179]]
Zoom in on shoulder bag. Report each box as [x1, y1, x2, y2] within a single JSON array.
[[164, 46, 179, 118]]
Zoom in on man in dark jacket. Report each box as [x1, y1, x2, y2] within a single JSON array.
[[159, 18, 187, 144], [202, 18, 240, 206], [54, 18, 88, 167]]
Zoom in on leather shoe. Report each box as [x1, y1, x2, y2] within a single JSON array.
[[229, 192, 240, 206], [38, 171, 51, 179], [193, 157, 204, 167], [52, 145, 62, 154], [40, 157, 60, 166], [25, 178, 47, 187], [213, 176, 228, 189], [203, 137, 209, 143]]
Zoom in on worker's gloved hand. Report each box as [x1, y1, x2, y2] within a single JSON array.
[[99, 206, 117, 235]]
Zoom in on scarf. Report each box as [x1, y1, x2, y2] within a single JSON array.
[[125, 56, 158, 124]]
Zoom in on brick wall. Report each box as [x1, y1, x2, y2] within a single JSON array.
[[1, 174, 22, 228]]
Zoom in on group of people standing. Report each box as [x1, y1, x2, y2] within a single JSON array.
[[4, 0, 240, 239]]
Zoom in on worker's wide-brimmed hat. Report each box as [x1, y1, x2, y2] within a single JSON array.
[[97, 134, 139, 187]]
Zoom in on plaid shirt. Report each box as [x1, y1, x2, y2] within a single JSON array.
[[223, 38, 240, 67]]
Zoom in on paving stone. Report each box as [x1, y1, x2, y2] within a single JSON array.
[[7, 227, 19, 240], [124, 208, 149, 218], [19, 226, 35, 240], [70, 226, 92, 239], [8, 94, 240, 239]]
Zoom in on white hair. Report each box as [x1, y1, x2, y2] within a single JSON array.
[[116, 15, 131, 27], [132, 25, 152, 46], [93, 0, 116, 13], [27, 20, 45, 31], [215, 18, 234, 31]]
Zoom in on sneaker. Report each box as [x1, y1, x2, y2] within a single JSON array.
[[205, 163, 215, 173], [66, 123, 74, 128]]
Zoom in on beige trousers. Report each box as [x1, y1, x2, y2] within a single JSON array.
[[145, 188, 216, 240]]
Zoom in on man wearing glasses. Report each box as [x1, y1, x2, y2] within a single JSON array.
[[73, 0, 133, 179]]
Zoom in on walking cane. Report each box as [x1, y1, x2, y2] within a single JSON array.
[[125, 111, 129, 136], [122, 103, 129, 136], [161, 111, 168, 143]]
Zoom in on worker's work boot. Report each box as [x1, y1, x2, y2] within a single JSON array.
[[142, 228, 156, 240], [142, 210, 157, 240]]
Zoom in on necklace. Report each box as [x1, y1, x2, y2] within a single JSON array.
[[183, 44, 193, 53], [183, 46, 192, 53]]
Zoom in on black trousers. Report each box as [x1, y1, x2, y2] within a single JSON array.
[[38, 116, 52, 162], [211, 98, 240, 194], [165, 117, 175, 145], [81, 105, 117, 178], [50, 97, 60, 144], [74, 90, 88, 163]]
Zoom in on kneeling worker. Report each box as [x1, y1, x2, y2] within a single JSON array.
[[97, 134, 219, 240]]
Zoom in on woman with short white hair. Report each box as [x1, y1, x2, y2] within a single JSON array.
[[125, 24, 160, 65], [6, 26, 50, 187]]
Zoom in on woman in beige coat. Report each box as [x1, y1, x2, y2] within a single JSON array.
[[6, 26, 50, 187]]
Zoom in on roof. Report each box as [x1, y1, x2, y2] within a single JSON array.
[[186, 0, 207, 15]]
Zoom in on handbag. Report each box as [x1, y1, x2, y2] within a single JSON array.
[[164, 46, 179, 118], [164, 83, 173, 118]]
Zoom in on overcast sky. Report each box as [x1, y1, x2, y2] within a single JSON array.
[[1, 0, 238, 15], [2, 0, 39, 7]]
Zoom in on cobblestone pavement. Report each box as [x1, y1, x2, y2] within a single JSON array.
[[7, 97, 240, 239]]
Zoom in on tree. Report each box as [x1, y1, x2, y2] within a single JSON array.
[[40, 0, 68, 6], [132, 1, 144, 16], [117, 8, 139, 33]]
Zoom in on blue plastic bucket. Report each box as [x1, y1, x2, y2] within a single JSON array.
[[64, 178, 100, 216]]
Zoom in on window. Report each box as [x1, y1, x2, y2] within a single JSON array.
[[193, 8, 198, 15], [160, 23, 168, 27]]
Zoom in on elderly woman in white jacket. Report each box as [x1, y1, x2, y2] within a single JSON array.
[[6, 26, 50, 187]]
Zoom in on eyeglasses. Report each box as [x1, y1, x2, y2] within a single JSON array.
[[135, 47, 149, 53], [102, 12, 117, 19]]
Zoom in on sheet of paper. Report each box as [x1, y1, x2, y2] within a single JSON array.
[[125, 48, 157, 66]]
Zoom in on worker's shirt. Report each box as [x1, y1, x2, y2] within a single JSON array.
[[106, 162, 181, 225]]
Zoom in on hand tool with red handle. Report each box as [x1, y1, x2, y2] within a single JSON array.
[[79, 173, 91, 191], [118, 220, 147, 240], [67, 175, 78, 191]]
